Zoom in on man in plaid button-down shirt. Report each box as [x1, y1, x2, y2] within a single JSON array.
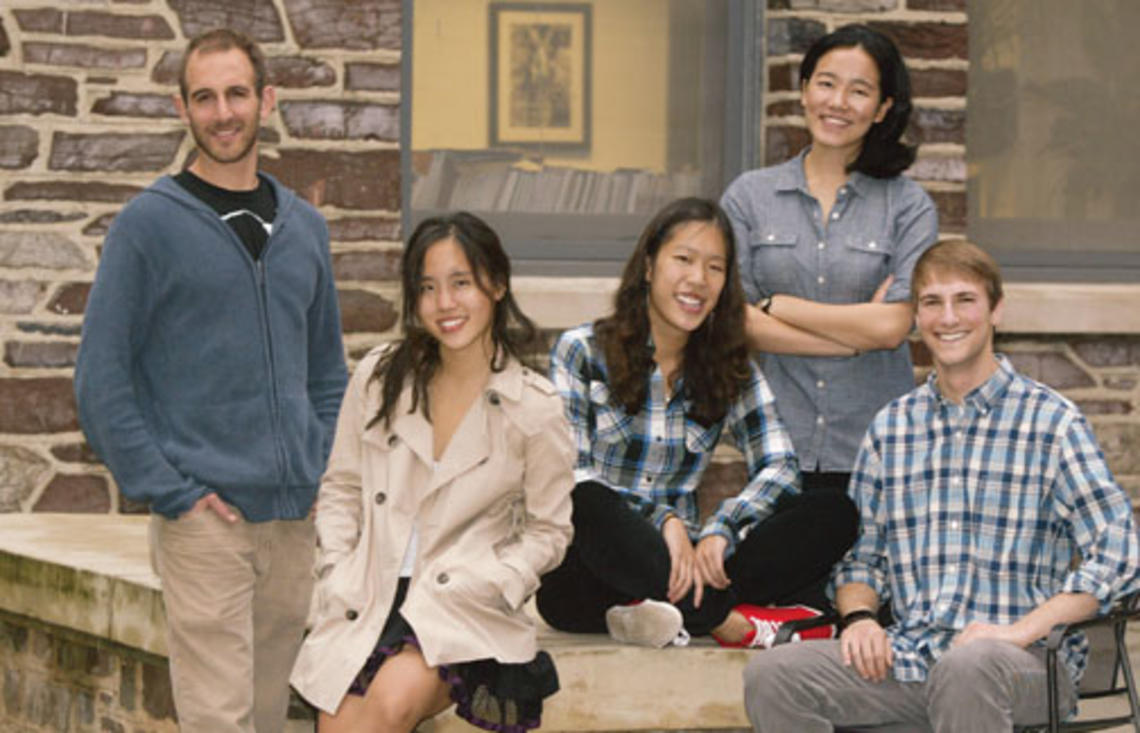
[[744, 240, 1140, 732]]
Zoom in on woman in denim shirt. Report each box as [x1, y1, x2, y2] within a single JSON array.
[[721, 25, 938, 493]]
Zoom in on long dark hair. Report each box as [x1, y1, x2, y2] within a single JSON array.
[[595, 197, 751, 427], [368, 212, 538, 428], [800, 24, 916, 178]]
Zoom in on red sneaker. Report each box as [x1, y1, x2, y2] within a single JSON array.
[[714, 603, 835, 649]]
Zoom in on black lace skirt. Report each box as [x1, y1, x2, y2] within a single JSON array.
[[347, 577, 559, 732]]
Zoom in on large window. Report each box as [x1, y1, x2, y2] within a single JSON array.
[[404, 0, 756, 274], [967, 0, 1140, 280]]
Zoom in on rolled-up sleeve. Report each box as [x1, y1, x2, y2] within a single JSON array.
[[832, 429, 891, 601]]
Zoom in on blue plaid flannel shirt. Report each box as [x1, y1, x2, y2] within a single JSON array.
[[834, 355, 1140, 685], [550, 323, 800, 554]]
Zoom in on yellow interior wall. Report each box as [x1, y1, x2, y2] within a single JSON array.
[[412, 0, 668, 173]]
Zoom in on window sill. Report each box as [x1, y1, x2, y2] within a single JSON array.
[[514, 278, 1140, 335]]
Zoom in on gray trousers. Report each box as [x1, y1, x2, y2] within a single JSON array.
[[743, 639, 1077, 732]]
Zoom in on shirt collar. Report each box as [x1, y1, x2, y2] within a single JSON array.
[[774, 146, 870, 199], [925, 354, 1015, 413]]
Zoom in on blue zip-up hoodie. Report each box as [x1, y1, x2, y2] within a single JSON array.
[[75, 174, 348, 521]]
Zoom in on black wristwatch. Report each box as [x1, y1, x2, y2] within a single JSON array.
[[840, 609, 878, 629]]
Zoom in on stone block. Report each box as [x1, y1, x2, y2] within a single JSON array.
[[65, 11, 174, 39], [0, 377, 80, 433], [912, 68, 967, 98], [337, 289, 397, 333], [34, 474, 111, 513], [260, 149, 400, 210], [5, 341, 79, 368], [14, 8, 62, 33], [141, 661, 175, 721], [48, 283, 91, 316], [49, 131, 184, 173], [0, 126, 39, 170], [0, 281, 46, 315], [17, 322, 82, 337], [0, 17, 9, 56], [0, 445, 51, 512], [76, 689, 94, 725], [0, 210, 86, 224], [119, 660, 135, 712], [0, 232, 89, 269], [766, 17, 827, 56], [283, 0, 402, 50], [2, 668, 20, 716], [1096, 423, 1140, 476], [768, 62, 797, 93], [779, 0, 897, 10], [327, 217, 400, 242], [1105, 376, 1138, 391], [166, 0, 285, 42], [23, 42, 147, 71], [1072, 337, 1140, 368], [763, 125, 810, 166], [332, 250, 400, 281], [101, 716, 125, 733], [0, 71, 78, 116], [279, 101, 399, 141], [269, 56, 336, 87], [908, 0, 965, 9], [905, 155, 965, 183], [150, 51, 181, 86], [5, 181, 142, 203], [1006, 351, 1095, 390], [345, 62, 400, 92], [867, 21, 967, 61], [766, 99, 800, 117], [908, 107, 965, 145], [1076, 400, 1133, 416], [83, 213, 118, 237], [92, 92, 178, 119], [51, 442, 102, 464], [928, 189, 966, 232]]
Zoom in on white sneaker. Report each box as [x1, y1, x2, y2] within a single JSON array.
[[605, 600, 687, 648]]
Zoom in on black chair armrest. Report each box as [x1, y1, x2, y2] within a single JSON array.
[[773, 611, 841, 646]]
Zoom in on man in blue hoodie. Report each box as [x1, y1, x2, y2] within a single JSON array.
[[75, 28, 347, 732]]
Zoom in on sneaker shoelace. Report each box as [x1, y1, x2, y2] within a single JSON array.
[[749, 617, 800, 649]]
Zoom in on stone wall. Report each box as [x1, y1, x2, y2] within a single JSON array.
[[0, 0, 404, 514]]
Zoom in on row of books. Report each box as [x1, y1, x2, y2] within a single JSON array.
[[411, 150, 702, 215]]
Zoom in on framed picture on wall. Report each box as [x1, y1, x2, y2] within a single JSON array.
[[489, 3, 592, 151]]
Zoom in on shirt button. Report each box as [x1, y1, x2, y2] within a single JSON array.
[[816, 380, 826, 389], [767, 234, 775, 241], [951, 476, 960, 485], [374, 492, 386, 505], [644, 475, 653, 482], [818, 241, 826, 250], [868, 241, 877, 249], [817, 276, 826, 285], [949, 521, 960, 530], [437, 572, 449, 585], [345, 609, 358, 621], [655, 435, 663, 442], [955, 431, 964, 440], [831, 211, 840, 220], [816, 416, 826, 426]]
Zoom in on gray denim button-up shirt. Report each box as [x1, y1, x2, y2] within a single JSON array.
[[721, 149, 938, 472]]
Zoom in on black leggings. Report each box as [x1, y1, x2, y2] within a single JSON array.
[[535, 481, 858, 636]]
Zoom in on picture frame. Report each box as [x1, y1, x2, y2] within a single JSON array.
[[489, 3, 592, 151]]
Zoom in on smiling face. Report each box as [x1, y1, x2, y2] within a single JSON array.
[[801, 45, 893, 160], [915, 269, 1004, 396], [645, 220, 728, 349], [176, 47, 274, 183], [417, 237, 502, 361]]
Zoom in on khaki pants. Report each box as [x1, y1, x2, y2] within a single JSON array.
[[151, 508, 315, 732]]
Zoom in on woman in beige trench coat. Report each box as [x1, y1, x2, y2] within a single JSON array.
[[290, 212, 574, 733]]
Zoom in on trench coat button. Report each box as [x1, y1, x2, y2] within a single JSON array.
[[374, 492, 386, 505], [488, 392, 501, 406], [387, 435, 397, 447], [437, 572, 449, 585], [345, 609, 358, 621]]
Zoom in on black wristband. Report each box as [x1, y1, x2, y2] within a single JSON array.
[[840, 609, 878, 629]]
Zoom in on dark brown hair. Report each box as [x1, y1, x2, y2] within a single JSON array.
[[179, 28, 268, 103], [911, 239, 1004, 310], [369, 212, 539, 428], [595, 197, 751, 427]]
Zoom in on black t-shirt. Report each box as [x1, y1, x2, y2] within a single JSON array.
[[174, 170, 277, 261]]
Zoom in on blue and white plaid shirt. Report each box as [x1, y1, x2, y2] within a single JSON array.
[[550, 323, 800, 554], [834, 355, 1140, 685]]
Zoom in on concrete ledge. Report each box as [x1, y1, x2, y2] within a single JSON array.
[[0, 513, 751, 731]]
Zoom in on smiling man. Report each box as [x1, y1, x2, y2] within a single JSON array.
[[742, 240, 1140, 731], [74, 29, 347, 732]]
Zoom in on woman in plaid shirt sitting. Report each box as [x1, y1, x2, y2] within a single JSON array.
[[535, 197, 859, 648]]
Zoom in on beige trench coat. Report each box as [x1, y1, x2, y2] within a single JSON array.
[[290, 346, 574, 714]]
